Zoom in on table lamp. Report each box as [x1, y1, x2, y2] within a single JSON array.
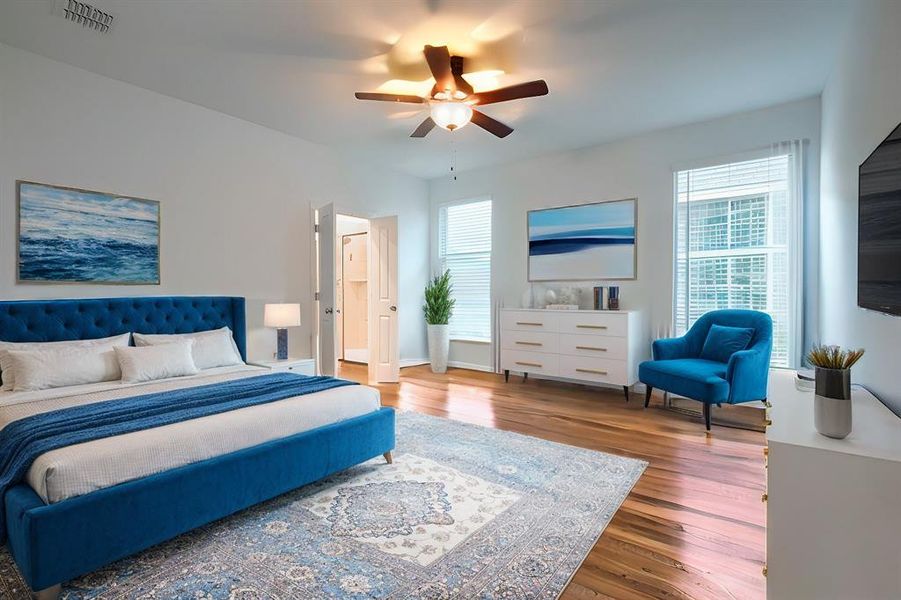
[[264, 303, 301, 360]]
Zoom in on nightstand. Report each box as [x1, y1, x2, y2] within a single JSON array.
[[247, 357, 316, 376]]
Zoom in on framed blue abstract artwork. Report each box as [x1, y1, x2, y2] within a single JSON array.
[[16, 180, 160, 284], [528, 198, 637, 281]]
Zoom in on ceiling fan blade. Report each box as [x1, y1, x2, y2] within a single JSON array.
[[470, 80, 549, 105], [450, 56, 474, 96], [470, 110, 513, 138], [355, 92, 424, 104], [410, 117, 436, 138], [423, 45, 454, 93]]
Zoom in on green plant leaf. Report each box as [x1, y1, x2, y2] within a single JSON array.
[[423, 269, 455, 325]]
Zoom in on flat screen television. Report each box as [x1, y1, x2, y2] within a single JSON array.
[[859, 121, 901, 315]]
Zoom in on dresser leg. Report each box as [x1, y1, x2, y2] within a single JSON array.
[[504, 369, 509, 382], [523, 372, 528, 382], [623, 385, 630, 402]]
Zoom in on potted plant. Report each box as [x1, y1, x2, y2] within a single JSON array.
[[423, 269, 455, 374], [805, 344, 865, 439]]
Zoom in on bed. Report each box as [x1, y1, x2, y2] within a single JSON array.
[[0, 296, 395, 599]]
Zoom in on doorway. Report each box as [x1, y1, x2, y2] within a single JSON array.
[[337, 214, 369, 365], [315, 204, 399, 382]]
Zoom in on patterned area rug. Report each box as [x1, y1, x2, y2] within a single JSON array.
[[0, 412, 646, 599]]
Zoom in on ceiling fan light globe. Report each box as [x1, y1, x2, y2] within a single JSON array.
[[430, 101, 473, 132]]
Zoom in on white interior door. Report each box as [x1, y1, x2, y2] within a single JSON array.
[[317, 203, 336, 375], [368, 216, 399, 382]]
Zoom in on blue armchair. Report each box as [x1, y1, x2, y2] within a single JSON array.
[[639, 309, 773, 430]]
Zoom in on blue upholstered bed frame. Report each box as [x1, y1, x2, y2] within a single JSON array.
[[0, 296, 395, 595]]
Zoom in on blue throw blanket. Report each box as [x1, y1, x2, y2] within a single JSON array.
[[0, 372, 356, 541]]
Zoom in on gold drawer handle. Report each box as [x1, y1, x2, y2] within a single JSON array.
[[576, 345, 607, 351], [576, 324, 607, 329], [515, 341, 542, 346], [761, 493, 768, 502], [763, 447, 769, 457], [516, 321, 543, 326], [765, 419, 773, 427], [515, 361, 542, 368], [762, 566, 768, 577], [576, 368, 607, 375]]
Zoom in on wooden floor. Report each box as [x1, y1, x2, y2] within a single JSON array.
[[338, 362, 766, 600]]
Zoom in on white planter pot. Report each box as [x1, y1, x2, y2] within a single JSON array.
[[427, 324, 450, 374]]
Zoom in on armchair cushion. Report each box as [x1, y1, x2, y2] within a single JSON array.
[[699, 324, 754, 363], [638, 359, 730, 405]]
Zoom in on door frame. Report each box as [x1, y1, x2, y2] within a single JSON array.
[[313, 205, 395, 378]]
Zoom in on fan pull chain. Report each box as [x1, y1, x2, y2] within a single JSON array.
[[450, 143, 457, 182]]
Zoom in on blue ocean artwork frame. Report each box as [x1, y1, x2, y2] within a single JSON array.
[[16, 181, 160, 285], [528, 198, 637, 281]]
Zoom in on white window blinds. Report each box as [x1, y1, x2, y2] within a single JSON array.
[[438, 199, 492, 341], [674, 154, 800, 367]]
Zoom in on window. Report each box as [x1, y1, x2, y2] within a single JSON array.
[[674, 155, 799, 366], [438, 199, 492, 342]]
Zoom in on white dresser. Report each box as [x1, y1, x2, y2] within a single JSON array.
[[499, 308, 642, 400], [765, 370, 901, 599]]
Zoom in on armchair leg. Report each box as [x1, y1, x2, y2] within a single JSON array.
[[644, 386, 653, 408], [703, 402, 711, 431]]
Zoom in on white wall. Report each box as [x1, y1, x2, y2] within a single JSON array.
[[819, 0, 901, 414], [0, 43, 429, 363], [430, 98, 821, 369]]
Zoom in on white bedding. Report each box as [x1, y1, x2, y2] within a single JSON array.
[[0, 365, 381, 503]]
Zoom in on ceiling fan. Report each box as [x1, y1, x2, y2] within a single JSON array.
[[354, 45, 548, 138]]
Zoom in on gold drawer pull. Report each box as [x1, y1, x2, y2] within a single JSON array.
[[576, 368, 607, 375], [761, 493, 768, 502], [576, 324, 607, 329], [515, 341, 542, 346], [765, 419, 773, 427], [763, 447, 769, 457], [762, 566, 768, 577], [576, 345, 607, 351], [515, 361, 542, 368], [516, 321, 543, 326]]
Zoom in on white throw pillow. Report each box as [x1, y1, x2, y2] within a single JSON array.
[[8, 344, 125, 392], [115, 340, 199, 383], [0, 333, 130, 392], [133, 327, 242, 370]]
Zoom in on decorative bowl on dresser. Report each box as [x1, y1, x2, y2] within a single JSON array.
[[499, 308, 642, 401]]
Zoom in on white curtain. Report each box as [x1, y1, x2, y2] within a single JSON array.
[[771, 139, 807, 367]]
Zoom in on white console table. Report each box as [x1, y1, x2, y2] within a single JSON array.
[[765, 370, 901, 599], [499, 308, 642, 401]]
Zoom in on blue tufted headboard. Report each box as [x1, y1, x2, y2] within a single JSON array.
[[0, 296, 247, 361]]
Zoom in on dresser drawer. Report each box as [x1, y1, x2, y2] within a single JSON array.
[[500, 311, 559, 333], [558, 333, 628, 360], [502, 330, 558, 353], [501, 350, 559, 376], [557, 312, 627, 337], [559, 356, 628, 385]]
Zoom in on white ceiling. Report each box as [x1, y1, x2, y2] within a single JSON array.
[[0, 0, 852, 179]]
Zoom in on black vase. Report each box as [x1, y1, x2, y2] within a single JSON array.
[[814, 367, 852, 439]]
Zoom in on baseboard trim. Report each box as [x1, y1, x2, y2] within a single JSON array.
[[447, 361, 495, 373], [399, 358, 429, 368]]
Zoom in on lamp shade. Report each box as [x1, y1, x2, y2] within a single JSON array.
[[264, 303, 301, 328]]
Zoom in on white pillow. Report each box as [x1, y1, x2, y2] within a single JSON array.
[[0, 333, 130, 392], [8, 344, 124, 392], [133, 327, 242, 370], [115, 340, 199, 383]]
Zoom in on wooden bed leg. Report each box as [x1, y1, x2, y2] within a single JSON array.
[[383, 451, 393, 464], [32, 584, 61, 600]]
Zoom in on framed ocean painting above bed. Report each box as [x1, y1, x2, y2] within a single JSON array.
[[16, 180, 160, 284], [528, 198, 637, 281]]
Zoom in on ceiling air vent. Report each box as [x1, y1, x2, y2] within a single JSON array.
[[54, 0, 114, 33]]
